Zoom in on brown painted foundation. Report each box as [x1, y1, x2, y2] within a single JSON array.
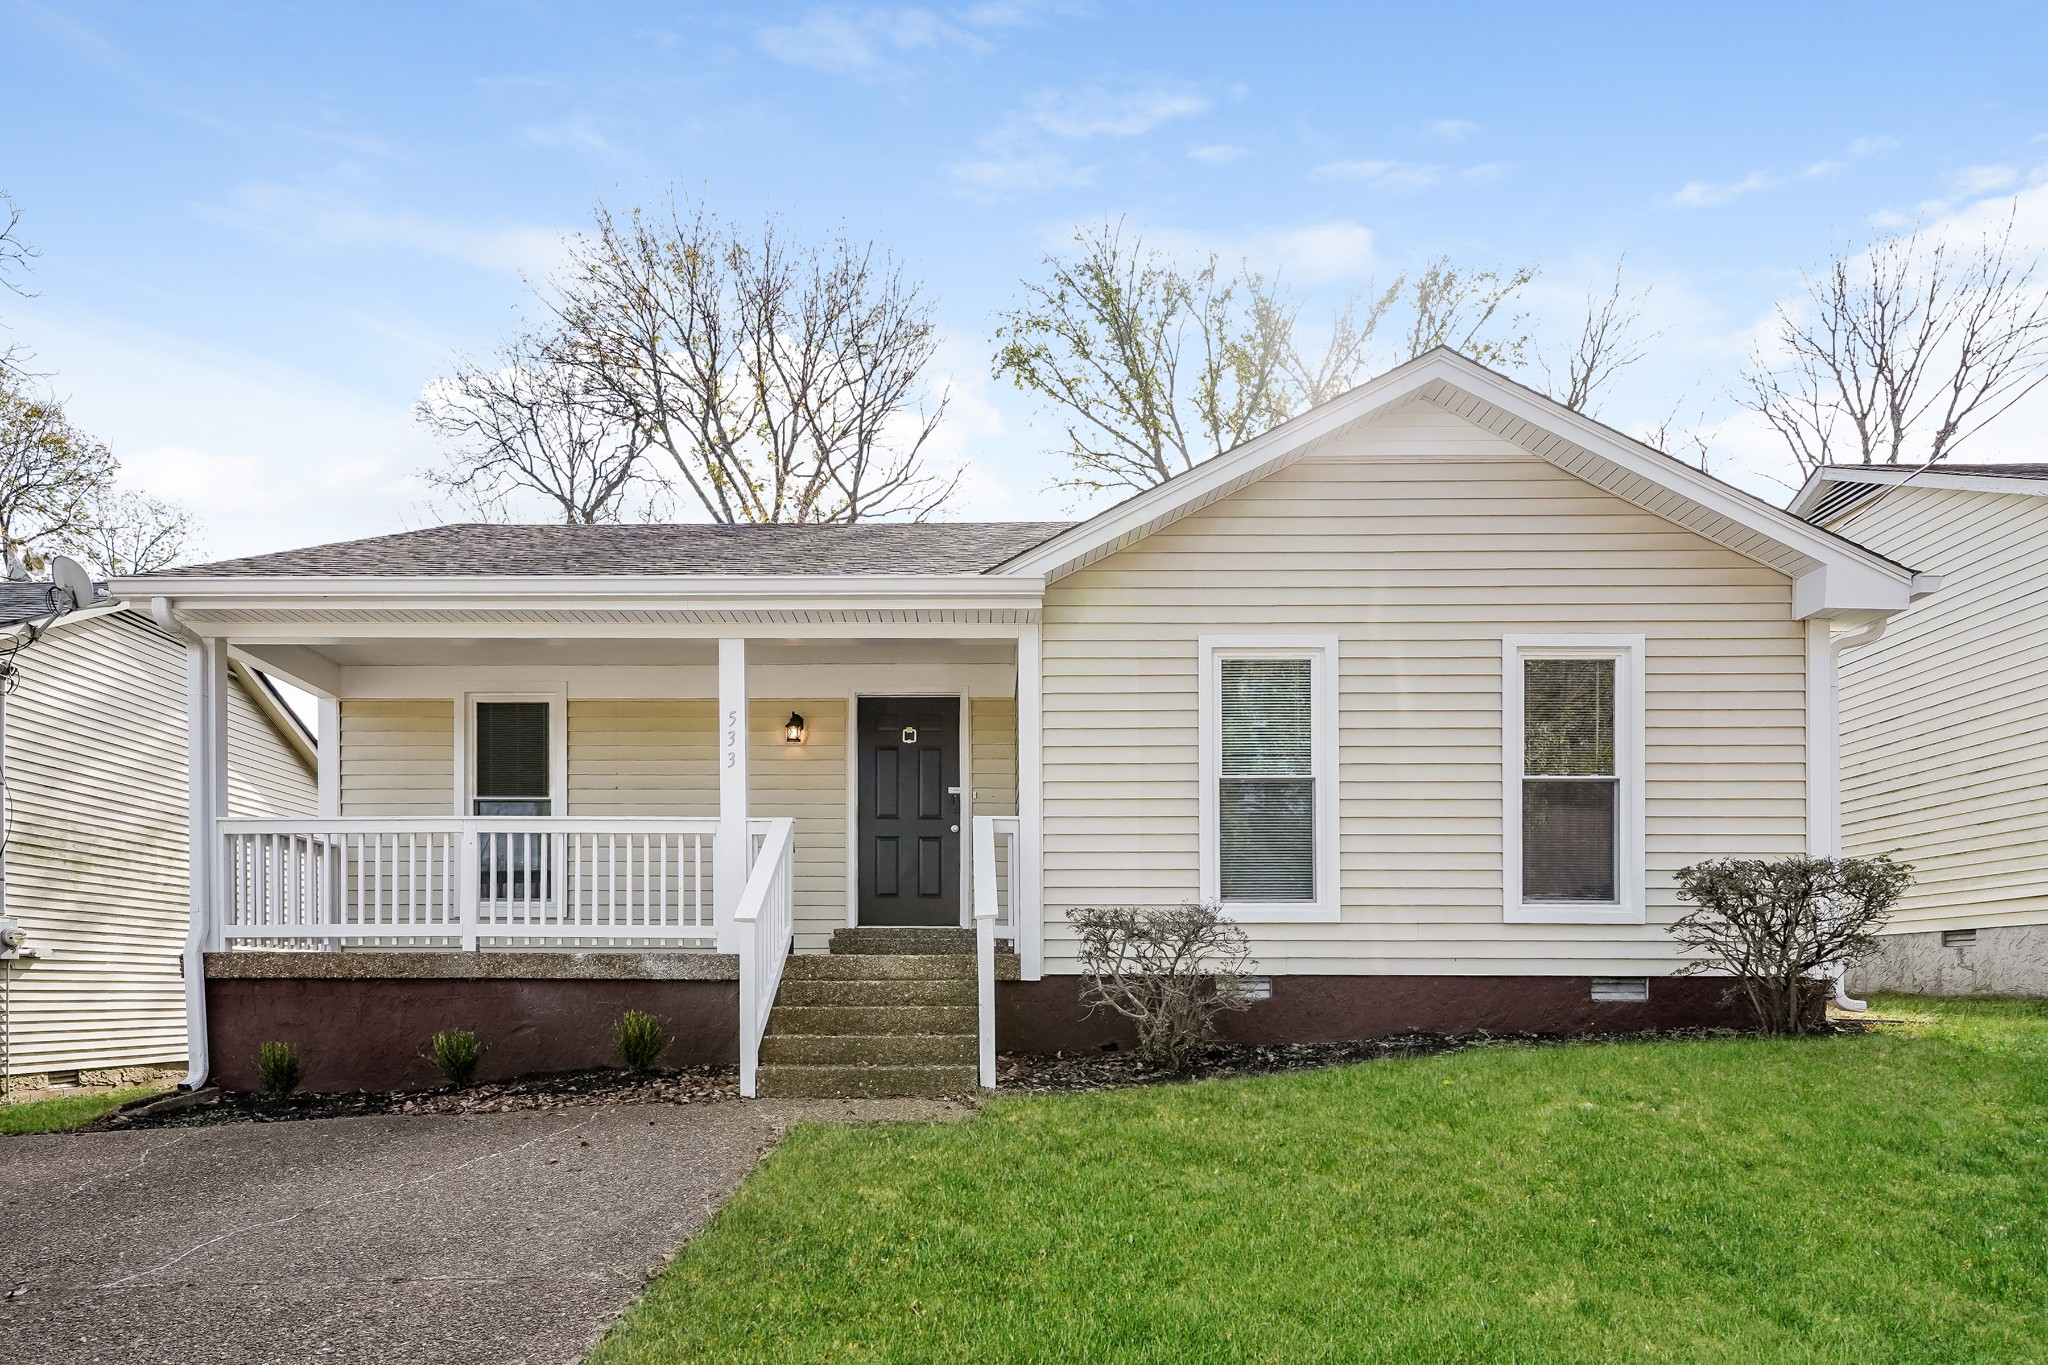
[[996, 973, 1758, 1055], [207, 977, 739, 1093]]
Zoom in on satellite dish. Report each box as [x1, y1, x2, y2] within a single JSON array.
[[50, 555, 94, 614]]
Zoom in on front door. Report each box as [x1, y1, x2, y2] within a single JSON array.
[[857, 696, 961, 926]]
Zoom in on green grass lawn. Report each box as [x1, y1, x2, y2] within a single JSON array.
[[593, 996, 2048, 1364], [0, 1083, 168, 1135]]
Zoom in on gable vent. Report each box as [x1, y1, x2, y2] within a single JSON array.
[[1805, 480, 1888, 525], [1591, 977, 1650, 1002]]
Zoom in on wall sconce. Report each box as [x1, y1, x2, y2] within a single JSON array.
[[783, 711, 807, 744]]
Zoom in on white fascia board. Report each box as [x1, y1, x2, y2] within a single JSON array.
[[995, 349, 1918, 617], [0, 598, 134, 645], [1791, 465, 2048, 518], [120, 573, 1044, 617]]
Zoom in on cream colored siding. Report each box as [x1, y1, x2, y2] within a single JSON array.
[[1829, 484, 2048, 932], [971, 697, 1018, 817], [1039, 396, 1808, 975], [568, 699, 715, 817], [338, 699, 454, 816], [3, 611, 314, 1079], [750, 699, 847, 951]]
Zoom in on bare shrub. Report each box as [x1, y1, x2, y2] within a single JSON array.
[[255, 1041, 303, 1098], [1069, 903, 1256, 1073], [424, 1028, 488, 1088], [615, 1009, 670, 1074], [1670, 855, 1912, 1034]]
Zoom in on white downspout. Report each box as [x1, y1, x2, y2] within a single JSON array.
[[154, 598, 226, 1090], [1813, 616, 1889, 1012]]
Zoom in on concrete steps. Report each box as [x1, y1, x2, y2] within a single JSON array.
[[758, 927, 987, 1099]]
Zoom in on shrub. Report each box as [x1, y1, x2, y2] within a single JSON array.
[[1069, 903, 1256, 1073], [615, 1009, 671, 1074], [255, 1041, 304, 1098], [424, 1028, 488, 1088], [1671, 854, 1913, 1035]]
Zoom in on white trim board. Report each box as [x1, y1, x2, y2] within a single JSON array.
[[1500, 634, 1647, 926]]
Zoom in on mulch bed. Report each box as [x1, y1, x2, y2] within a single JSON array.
[[91, 1065, 739, 1131]]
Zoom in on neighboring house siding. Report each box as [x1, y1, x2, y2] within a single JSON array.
[[1038, 397, 1808, 976], [338, 699, 454, 817], [1828, 485, 2048, 933], [4, 612, 314, 1079]]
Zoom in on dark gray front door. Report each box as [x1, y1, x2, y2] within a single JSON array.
[[857, 697, 961, 926]]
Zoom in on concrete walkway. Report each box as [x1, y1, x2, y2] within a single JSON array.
[[1, 1097, 969, 1365]]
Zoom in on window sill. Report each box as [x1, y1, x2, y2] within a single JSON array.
[[1216, 902, 1341, 925], [1505, 902, 1644, 926]]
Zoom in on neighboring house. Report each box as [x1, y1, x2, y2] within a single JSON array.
[[0, 582, 317, 1088], [1791, 463, 2048, 997], [115, 350, 1927, 1099]]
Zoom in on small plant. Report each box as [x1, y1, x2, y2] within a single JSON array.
[[1671, 854, 1913, 1035], [1070, 903, 1256, 1074], [424, 1028, 488, 1088], [615, 1009, 671, 1074], [255, 1041, 304, 1098]]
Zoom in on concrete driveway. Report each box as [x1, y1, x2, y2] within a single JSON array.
[[1, 1097, 967, 1365]]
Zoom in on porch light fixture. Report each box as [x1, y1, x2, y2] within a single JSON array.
[[784, 711, 807, 744]]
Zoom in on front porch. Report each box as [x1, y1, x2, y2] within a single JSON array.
[[166, 603, 1045, 1097]]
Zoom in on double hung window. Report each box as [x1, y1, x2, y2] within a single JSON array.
[[1200, 638, 1336, 921]]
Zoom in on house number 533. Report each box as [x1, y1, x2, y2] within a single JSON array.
[[725, 709, 738, 767]]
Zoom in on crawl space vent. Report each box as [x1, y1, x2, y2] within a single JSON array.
[[1942, 928, 1977, 948], [1590, 977, 1650, 1003]]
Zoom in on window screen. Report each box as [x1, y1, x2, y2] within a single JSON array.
[[474, 701, 550, 816], [1219, 657, 1314, 902], [1522, 658, 1616, 901]]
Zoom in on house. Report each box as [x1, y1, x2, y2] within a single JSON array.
[[113, 350, 1928, 1099], [0, 581, 316, 1092], [1791, 462, 2048, 998]]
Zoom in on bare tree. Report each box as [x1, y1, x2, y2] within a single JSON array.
[[0, 380, 115, 579], [417, 330, 654, 524], [1283, 281, 1401, 407], [0, 190, 38, 379], [1540, 258, 1656, 415], [74, 489, 198, 574], [1403, 256, 1539, 369], [548, 195, 955, 524], [1743, 206, 2048, 473], [1643, 399, 1716, 473]]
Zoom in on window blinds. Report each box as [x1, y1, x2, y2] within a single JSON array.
[[1219, 657, 1315, 902], [475, 701, 551, 815], [1521, 658, 1616, 901]]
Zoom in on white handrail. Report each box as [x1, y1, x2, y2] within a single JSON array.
[[733, 816, 797, 1099], [971, 815, 1019, 1090]]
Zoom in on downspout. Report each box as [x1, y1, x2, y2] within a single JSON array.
[[1824, 617, 1889, 1012], [152, 597, 215, 1091]]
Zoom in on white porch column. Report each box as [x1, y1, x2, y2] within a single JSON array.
[[714, 637, 750, 952], [1805, 618, 1841, 858], [181, 635, 230, 1088], [316, 696, 341, 818], [1016, 622, 1045, 980]]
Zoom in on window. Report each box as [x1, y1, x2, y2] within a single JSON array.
[[1503, 636, 1644, 924], [1200, 637, 1337, 921], [473, 701, 552, 816]]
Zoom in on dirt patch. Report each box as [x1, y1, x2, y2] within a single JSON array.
[[996, 1021, 1880, 1094], [92, 1065, 740, 1131]]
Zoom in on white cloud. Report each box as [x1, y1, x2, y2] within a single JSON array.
[[1951, 163, 2020, 195], [200, 177, 567, 276], [1189, 143, 1246, 165], [1145, 219, 1381, 284], [1025, 83, 1212, 139], [1849, 135, 1899, 157], [945, 150, 1090, 198], [1424, 118, 1478, 142], [1663, 138, 1896, 209], [523, 116, 618, 156], [1461, 162, 1507, 184], [757, 7, 985, 82], [1310, 159, 1438, 190]]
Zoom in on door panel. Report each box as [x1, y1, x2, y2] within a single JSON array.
[[857, 697, 961, 926]]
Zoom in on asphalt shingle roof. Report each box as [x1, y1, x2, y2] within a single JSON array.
[[144, 521, 1078, 579], [0, 580, 109, 626], [1819, 462, 2048, 480]]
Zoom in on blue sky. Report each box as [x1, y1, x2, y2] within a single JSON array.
[[4, 0, 2046, 561]]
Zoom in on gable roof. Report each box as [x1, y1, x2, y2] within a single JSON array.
[[0, 579, 110, 626], [990, 348, 1922, 619], [1790, 462, 2048, 526], [148, 521, 1075, 579]]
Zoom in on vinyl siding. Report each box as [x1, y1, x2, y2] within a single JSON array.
[[1828, 484, 2048, 932], [749, 699, 847, 952], [567, 699, 715, 817], [338, 699, 454, 816], [4, 611, 314, 1078], [1038, 396, 1808, 976]]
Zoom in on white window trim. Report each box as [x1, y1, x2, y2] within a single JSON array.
[[457, 689, 568, 817], [1198, 635, 1340, 924], [1501, 635, 1646, 925]]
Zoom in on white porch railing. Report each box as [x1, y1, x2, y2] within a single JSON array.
[[971, 815, 1020, 1089], [218, 817, 720, 948], [734, 816, 797, 1099]]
